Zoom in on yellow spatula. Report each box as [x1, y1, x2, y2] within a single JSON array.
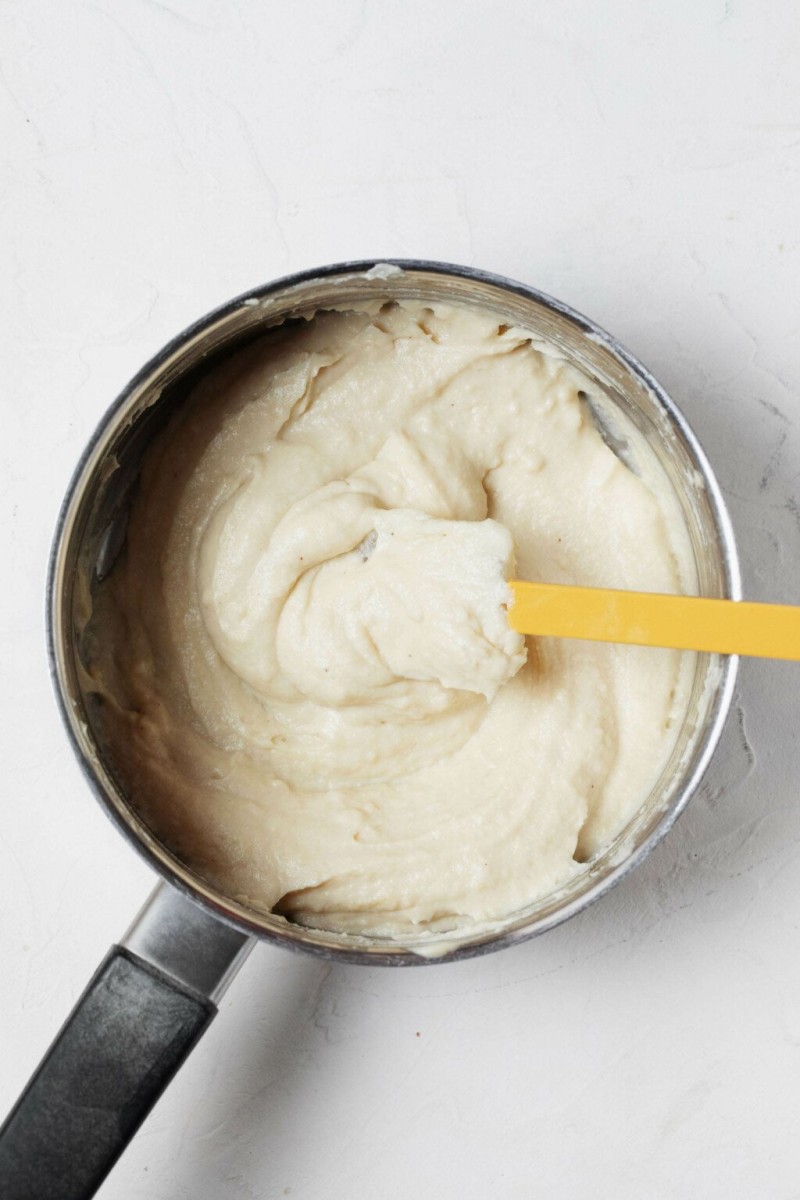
[[508, 581, 800, 661]]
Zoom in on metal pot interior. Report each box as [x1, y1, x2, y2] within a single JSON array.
[[48, 262, 740, 964]]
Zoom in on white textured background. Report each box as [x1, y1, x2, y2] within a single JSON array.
[[2, 2, 800, 1197]]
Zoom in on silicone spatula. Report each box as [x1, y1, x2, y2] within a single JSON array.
[[507, 580, 800, 661]]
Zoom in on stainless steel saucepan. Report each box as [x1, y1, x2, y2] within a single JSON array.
[[0, 261, 740, 1199]]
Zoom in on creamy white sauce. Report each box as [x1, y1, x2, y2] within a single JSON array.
[[89, 301, 694, 936]]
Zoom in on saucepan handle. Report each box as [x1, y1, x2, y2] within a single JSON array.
[[0, 884, 253, 1200]]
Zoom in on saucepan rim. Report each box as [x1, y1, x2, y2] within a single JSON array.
[[46, 259, 741, 966]]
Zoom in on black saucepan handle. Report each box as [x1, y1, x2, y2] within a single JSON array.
[[0, 946, 214, 1200], [0, 885, 253, 1200]]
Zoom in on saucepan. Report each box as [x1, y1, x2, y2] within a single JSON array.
[[0, 261, 740, 1199]]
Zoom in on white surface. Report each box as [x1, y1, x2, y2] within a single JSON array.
[[2, 2, 800, 1196]]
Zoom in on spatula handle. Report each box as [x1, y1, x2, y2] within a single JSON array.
[[508, 581, 800, 660]]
